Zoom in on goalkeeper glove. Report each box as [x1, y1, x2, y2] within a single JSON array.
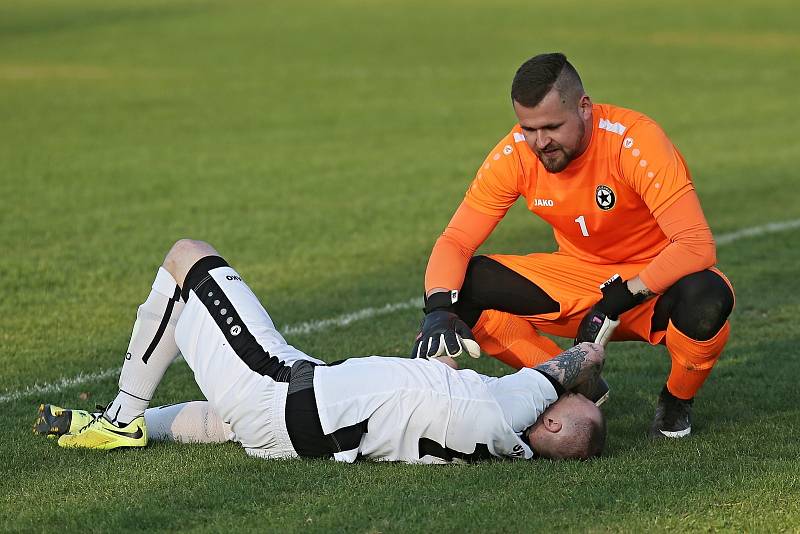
[[574, 274, 645, 346], [412, 291, 481, 359]]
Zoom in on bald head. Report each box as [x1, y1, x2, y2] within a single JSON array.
[[527, 394, 606, 460]]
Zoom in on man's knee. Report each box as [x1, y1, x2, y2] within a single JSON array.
[[668, 271, 734, 341], [163, 239, 220, 288]]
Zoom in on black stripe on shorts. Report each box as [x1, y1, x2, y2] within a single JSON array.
[[185, 255, 292, 382]]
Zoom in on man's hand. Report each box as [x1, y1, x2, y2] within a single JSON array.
[[575, 310, 619, 347], [412, 310, 481, 359], [411, 290, 481, 359], [575, 274, 646, 346]]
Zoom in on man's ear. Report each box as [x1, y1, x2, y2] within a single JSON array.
[[578, 94, 592, 118], [543, 417, 562, 433]]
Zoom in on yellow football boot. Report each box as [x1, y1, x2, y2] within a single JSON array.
[[33, 404, 96, 438], [58, 414, 147, 450]]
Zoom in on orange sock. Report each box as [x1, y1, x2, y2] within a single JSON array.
[[665, 320, 730, 400], [472, 310, 562, 369]]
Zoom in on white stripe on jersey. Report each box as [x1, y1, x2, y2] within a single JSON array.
[[313, 357, 558, 464]]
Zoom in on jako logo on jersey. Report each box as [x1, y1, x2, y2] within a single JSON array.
[[596, 185, 615, 210], [533, 198, 554, 207], [226, 275, 242, 281], [599, 118, 627, 135]]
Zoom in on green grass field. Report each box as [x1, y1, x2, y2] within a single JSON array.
[[2, 0, 800, 531]]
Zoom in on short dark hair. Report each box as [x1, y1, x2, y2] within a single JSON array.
[[586, 413, 607, 459], [511, 53, 584, 108], [564, 413, 606, 460]]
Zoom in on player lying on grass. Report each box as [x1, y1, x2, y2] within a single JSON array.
[[34, 238, 607, 462]]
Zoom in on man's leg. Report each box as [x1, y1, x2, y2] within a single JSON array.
[[58, 240, 216, 449], [171, 242, 323, 458], [35, 400, 233, 444], [471, 310, 562, 368], [104, 261, 190, 425], [455, 252, 736, 437], [144, 401, 231, 444], [648, 269, 734, 438], [455, 256, 563, 368], [59, 239, 323, 452]]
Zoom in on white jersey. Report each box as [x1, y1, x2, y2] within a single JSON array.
[[173, 259, 559, 464], [314, 356, 558, 464]]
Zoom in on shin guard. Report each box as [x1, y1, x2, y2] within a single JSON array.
[[665, 320, 730, 400], [107, 267, 184, 424]]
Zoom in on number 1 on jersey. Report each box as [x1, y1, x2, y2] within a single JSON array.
[[575, 215, 589, 237]]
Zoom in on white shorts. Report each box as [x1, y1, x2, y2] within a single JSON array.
[[174, 256, 324, 459]]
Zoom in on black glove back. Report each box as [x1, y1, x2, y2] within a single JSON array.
[[574, 274, 644, 346], [412, 310, 478, 358], [594, 274, 644, 319]]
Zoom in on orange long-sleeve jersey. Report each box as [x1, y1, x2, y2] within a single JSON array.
[[425, 103, 716, 296]]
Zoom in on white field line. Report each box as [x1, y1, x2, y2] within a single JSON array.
[[0, 368, 121, 405], [715, 219, 800, 245], [282, 297, 423, 336], [0, 298, 423, 404], [2, 218, 799, 404]]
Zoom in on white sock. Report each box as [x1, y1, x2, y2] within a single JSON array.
[[144, 401, 232, 444], [105, 268, 184, 425]]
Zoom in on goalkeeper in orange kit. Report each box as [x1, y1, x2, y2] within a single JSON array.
[[411, 53, 734, 439]]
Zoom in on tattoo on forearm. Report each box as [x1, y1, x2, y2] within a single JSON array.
[[534, 345, 596, 390]]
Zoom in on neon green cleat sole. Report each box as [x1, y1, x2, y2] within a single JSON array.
[[58, 414, 147, 450], [33, 404, 96, 438]]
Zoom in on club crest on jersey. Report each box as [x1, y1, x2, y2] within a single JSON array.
[[595, 185, 615, 211]]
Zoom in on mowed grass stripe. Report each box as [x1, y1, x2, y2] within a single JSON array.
[[2, 217, 797, 405]]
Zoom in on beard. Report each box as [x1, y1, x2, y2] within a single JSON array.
[[533, 120, 586, 173], [535, 146, 572, 173]]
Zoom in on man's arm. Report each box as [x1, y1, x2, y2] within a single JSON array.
[[574, 193, 716, 345], [481, 343, 606, 436], [424, 202, 501, 297], [413, 203, 501, 359], [413, 131, 525, 359], [613, 191, 716, 299], [620, 121, 715, 295], [533, 342, 605, 392], [575, 121, 715, 345], [636, 191, 716, 294]]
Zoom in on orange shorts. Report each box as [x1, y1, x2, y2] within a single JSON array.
[[487, 252, 733, 346]]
